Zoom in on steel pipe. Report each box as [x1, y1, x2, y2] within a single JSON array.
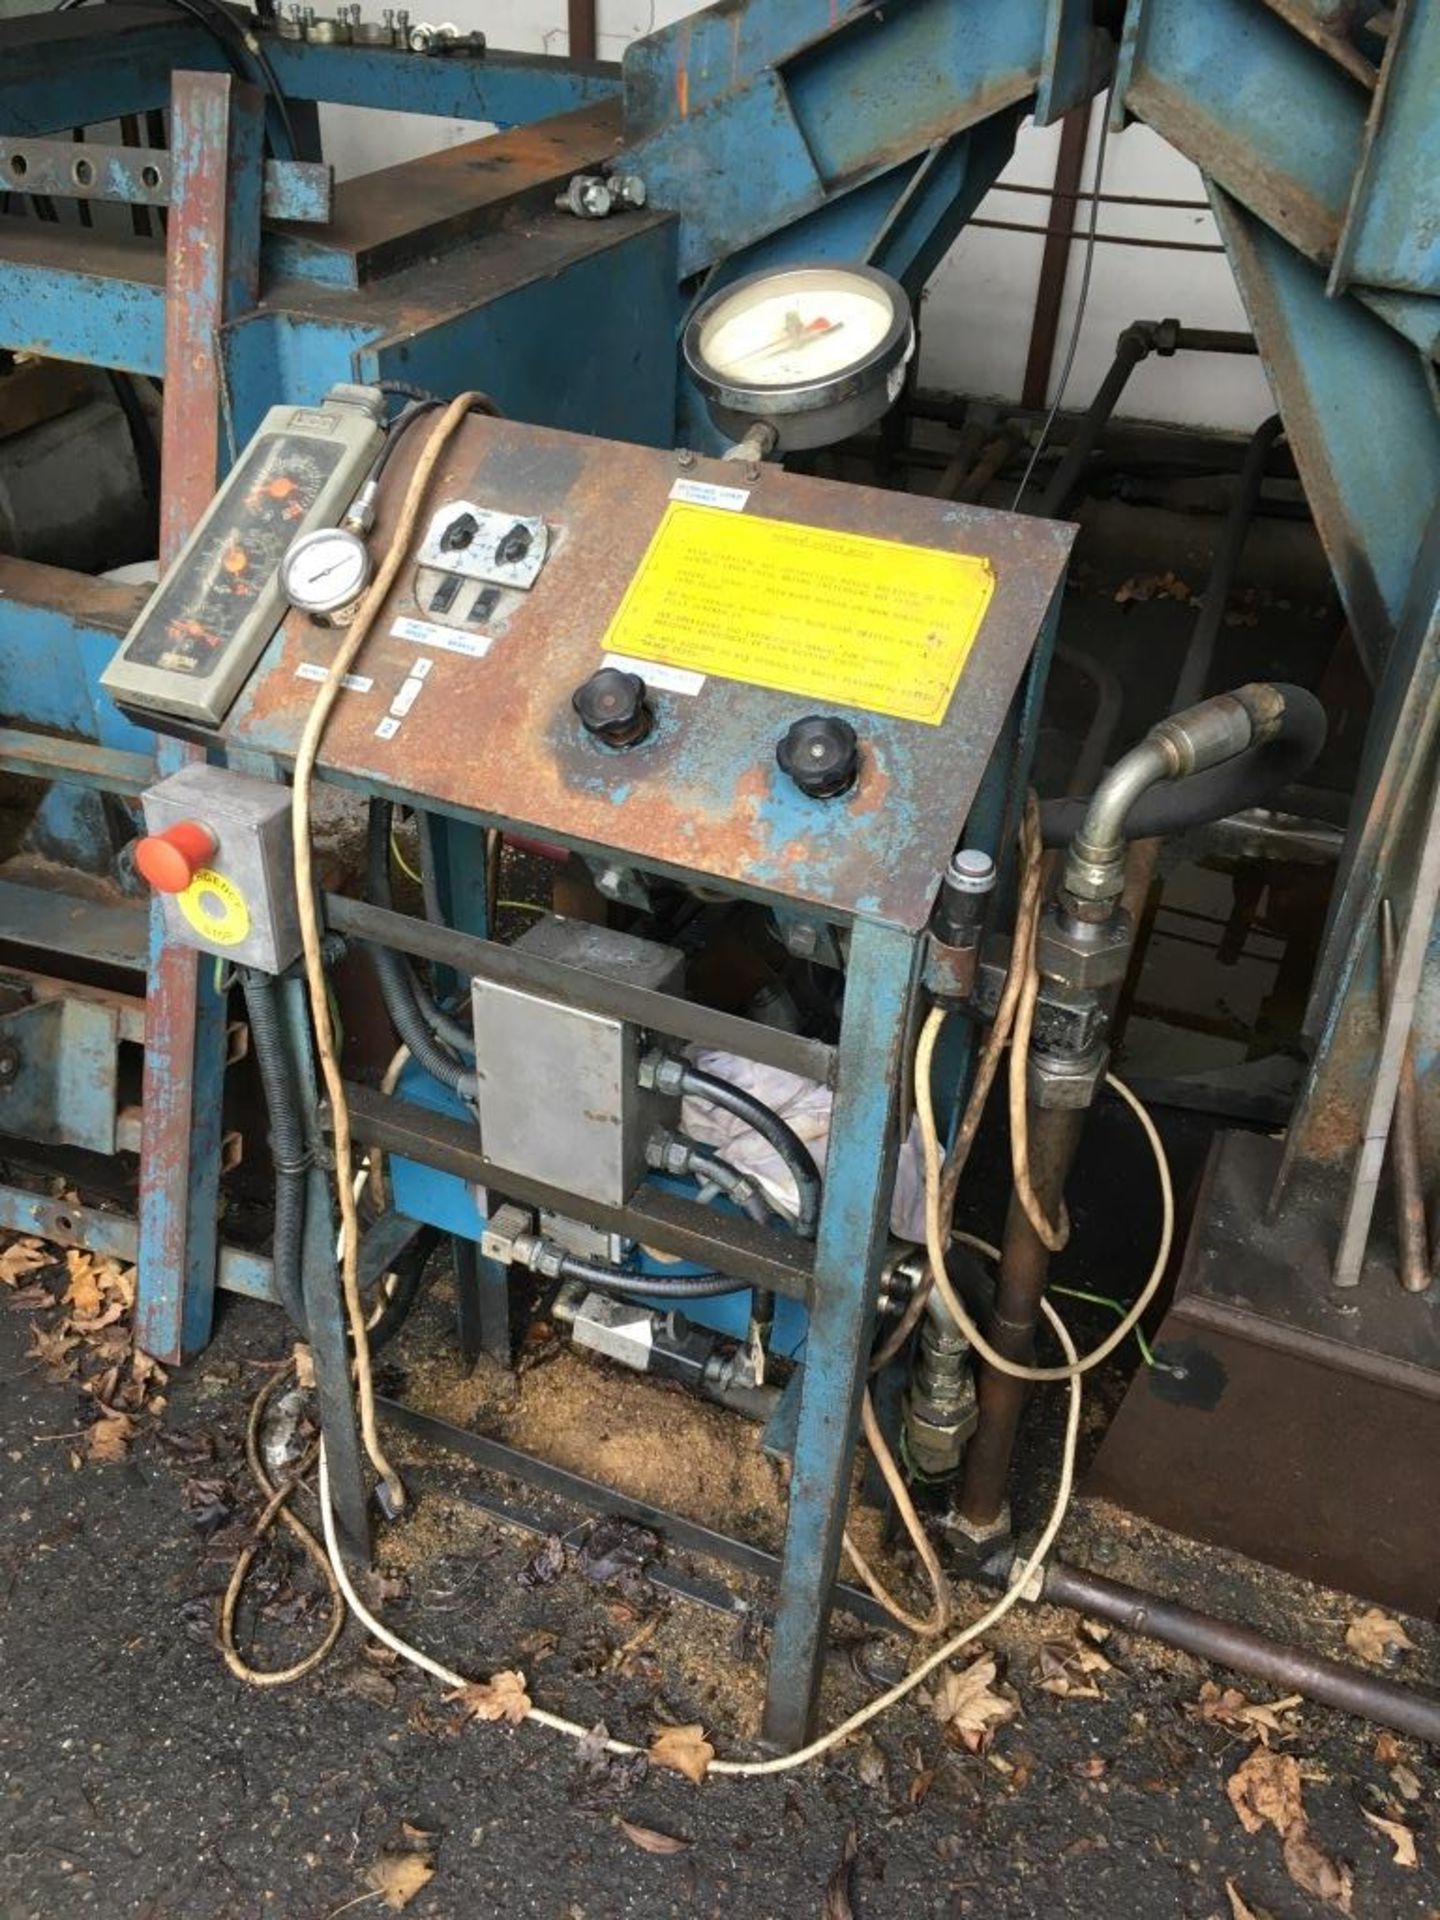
[[1033, 1559, 1440, 1747]]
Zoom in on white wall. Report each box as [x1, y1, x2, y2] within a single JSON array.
[[319, 1, 1272, 433]]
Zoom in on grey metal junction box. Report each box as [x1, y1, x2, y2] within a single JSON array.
[[470, 918, 683, 1207]]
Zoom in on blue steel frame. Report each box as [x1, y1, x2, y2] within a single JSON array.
[[2, 0, 1440, 1745]]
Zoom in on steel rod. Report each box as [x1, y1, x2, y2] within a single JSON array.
[[1037, 1560, 1440, 1746], [1379, 898, 1430, 1291]]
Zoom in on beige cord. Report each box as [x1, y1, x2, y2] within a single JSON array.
[[317, 1289, 1080, 1778], [916, 1005, 1173, 1382], [291, 392, 482, 1512], [870, 790, 1046, 1376], [840, 1389, 950, 1637], [220, 1361, 345, 1686], [1006, 796, 1070, 1253]]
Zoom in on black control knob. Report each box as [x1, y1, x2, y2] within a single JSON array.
[[776, 715, 859, 799], [572, 667, 652, 748]]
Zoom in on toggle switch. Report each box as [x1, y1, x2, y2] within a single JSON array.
[[133, 819, 218, 893]]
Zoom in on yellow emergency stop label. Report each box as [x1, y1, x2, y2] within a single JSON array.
[[600, 503, 995, 725], [177, 867, 251, 948]]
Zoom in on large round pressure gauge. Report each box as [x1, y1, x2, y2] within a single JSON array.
[[281, 525, 372, 622], [683, 263, 914, 452]]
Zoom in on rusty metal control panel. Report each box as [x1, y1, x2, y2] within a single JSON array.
[[220, 416, 1074, 932]]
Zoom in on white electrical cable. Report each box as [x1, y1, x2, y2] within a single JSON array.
[[317, 1291, 1079, 1779], [916, 1004, 1174, 1383]]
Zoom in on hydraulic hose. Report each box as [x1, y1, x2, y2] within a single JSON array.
[[1040, 683, 1326, 850], [365, 799, 478, 1092], [367, 1225, 440, 1351], [551, 1252, 746, 1301], [240, 968, 309, 1330], [651, 1055, 822, 1237], [367, 943, 478, 1101]]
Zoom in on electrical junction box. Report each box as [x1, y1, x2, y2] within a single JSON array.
[[139, 764, 301, 973], [470, 917, 683, 1207]]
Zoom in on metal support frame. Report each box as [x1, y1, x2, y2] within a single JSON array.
[[136, 72, 264, 1364]]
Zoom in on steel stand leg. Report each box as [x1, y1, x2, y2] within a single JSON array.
[[760, 920, 920, 1752], [454, 1233, 511, 1366], [135, 72, 265, 1363]]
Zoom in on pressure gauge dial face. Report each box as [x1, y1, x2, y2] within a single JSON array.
[[281, 525, 372, 619], [683, 263, 914, 451]]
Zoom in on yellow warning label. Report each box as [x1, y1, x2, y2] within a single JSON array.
[[601, 504, 995, 725], [178, 867, 251, 948]]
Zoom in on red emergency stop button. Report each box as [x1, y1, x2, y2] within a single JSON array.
[[134, 820, 217, 893]]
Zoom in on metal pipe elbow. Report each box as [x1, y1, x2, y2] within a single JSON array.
[[1064, 684, 1285, 905]]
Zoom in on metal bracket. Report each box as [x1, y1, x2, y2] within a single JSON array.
[[0, 138, 332, 224]]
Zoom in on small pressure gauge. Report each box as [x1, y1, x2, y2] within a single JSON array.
[[683, 263, 914, 453], [281, 525, 372, 622]]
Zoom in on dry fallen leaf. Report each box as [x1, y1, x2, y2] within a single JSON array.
[[1189, 1681, 1302, 1747], [1225, 1880, 1273, 1920], [1363, 1808, 1418, 1868], [1036, 1637, 1111, 1701], [63, 1252, 105, 1318], [1391, 1762, 1423, 1802], [1346, 1608, 1416, 1665], [366, 1850, 434, 1911], [1373, 1730, 1401, 1766], [648, 1723, 714, 1786], [86, 1410, 136, 1463], [1226, 1749, 1304, 1837], [1282, 1818, 1353, 1913], [823, 1827, 857, 1920], [27, 1320, 80, 1379], [293, 1341, 316, 1390], [448, 1669, 530, 1726], [0, 1238, 48, 1287], [617, 1819, 691, 1856], [930, 1654, 1017, 1752]]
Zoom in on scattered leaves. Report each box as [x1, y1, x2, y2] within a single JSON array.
[[27, 1320, 80, 1379], [1227, 1750, 1304, 1837], [1036, 1636, 1112, 1700], [1281, 1819, 1353, 1912], [519, 1534, 566, 1588], [1392, 1762, 1423, 1803], [1188, 1682, 1302, 1747], [448, 1669, 531, 1726], [823, 1827, 857, 1920], [85, 1408, 136, 1463], [617, 1819, 691, 1856], [0, 1237, 48, 1287], [648, 1723, 714, 1786], [1225, 1880, 1272, 1920], [366, 1850, 434, 1911], [1363, 1809, 1418, 1868], [1115, 569, 1191, 606], [930, 1654, 1017, 1753], [1346, 1608, 1416, 1665]]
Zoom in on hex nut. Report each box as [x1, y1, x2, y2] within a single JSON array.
[[1034, 904, 1133, 990]]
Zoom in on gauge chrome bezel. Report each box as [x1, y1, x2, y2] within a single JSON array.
[[280, 524, 373, 618]]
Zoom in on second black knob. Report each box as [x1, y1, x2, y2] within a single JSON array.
[[776, 715, 859, 798], [572, 667, 652, 748]]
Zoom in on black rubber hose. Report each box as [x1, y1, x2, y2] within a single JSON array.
[[366, 799, 477, 1063], [1039, 683, 1327, 849], [555, 1252, 746, 1300], [668, 1061, 822, 1238], [369, 943, 478, 1100], [240, 969, 309, 1331], [367, 1225, 440, 1352], [675, 1140, 773, 1226]]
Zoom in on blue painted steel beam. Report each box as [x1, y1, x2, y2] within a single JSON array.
[[761, 917, 920, 1751], [619, 0, 1046, 275], [0, 6, 618, 137], [1213, 188, 1440, 678], [1330, 0, 1440, 300], [0, 222, 165, 375], [1118, 0, 1365, 268], [0, 558, 151, 753]]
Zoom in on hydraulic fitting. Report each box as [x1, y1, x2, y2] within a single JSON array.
[[1033, 900, 1133, 992], [902, 1290, 978, 1479], [1026, 1041, 1110, 1111]]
